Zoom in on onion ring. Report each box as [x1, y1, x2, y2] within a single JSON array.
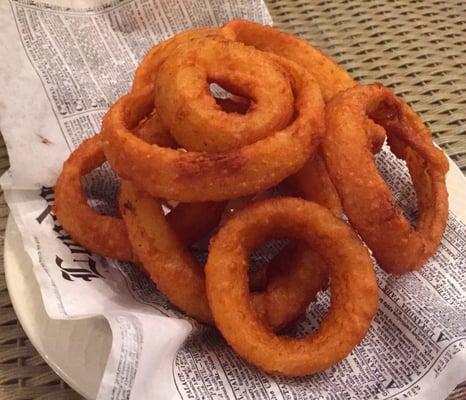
[[222, 20, 354, 213], [132, 29, 228, 152], [222, 20, 389, 216], [53, 135, 132, 260], [133, 96, 251, 148], [285, 120, 386, 216], [119, 180, 328, 327], [222, 19, 355, 102], [154, 38, 294, 152], [323, 84, 449, 274], [285, 154, 343, 216], [132, 28, 221, 92], [205, 197, 378, 376], [133, 28, 253, 152], [132, 109, 177, 149], [102, 55, 325, 202], [54, 135, 224, 261]]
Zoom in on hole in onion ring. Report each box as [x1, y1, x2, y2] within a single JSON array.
[[364, 113, 418, 226], [189, 237, 290, 293], [279, 287, 330, 338], [82, 161, 121, 217], [375, 149, 419, 226], [368, 103, 419, 226], [208, 82, 237, 99], [209, 82, 251, 114], [247, 237, 330, 337], [248, 238, 289, 291]]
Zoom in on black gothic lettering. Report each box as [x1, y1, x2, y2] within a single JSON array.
[[55, 256, 103, 282], [36, 186, 54, 224], [37, 185, 104, 282]]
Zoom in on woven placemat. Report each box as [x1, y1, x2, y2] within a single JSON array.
[[268, 0, 466, 173], [0, 0, 465, 399]]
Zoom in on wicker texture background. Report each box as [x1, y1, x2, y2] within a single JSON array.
[[0, 0, 465, 399], [268, 0, 466, 173]]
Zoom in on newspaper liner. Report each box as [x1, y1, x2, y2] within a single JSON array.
[[0, 0, 465, 399]]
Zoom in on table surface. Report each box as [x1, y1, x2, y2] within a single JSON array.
[[0, 0, 465, 399]]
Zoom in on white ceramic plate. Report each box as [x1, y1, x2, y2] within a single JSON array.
[[4, 216, 109, 400]]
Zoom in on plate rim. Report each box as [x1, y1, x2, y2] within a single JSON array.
[[4, 215, 99, 400]]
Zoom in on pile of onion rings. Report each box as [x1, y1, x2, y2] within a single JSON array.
[[53, 19, 448, 376]]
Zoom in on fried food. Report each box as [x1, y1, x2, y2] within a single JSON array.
[[119, 180, 212, 323], [323, 83, 449, 273], [222, 19, 355, 102], [102, 50, 325, 202], [132, 28, 221, 92], [131, 30, 221, 149], [205, 197, 378, 376], [53, 135, 132, 260], [53, 21, 450, 377], [132, 110, 177, 149], [285, 119, 386, 216], [155, 38, 294, 152], [285, 153, 343, 216], [119, 180, 329, 328], [222, 19, 354, 213], [54, 135, 224, 261], [250, 241, 328, 331]]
